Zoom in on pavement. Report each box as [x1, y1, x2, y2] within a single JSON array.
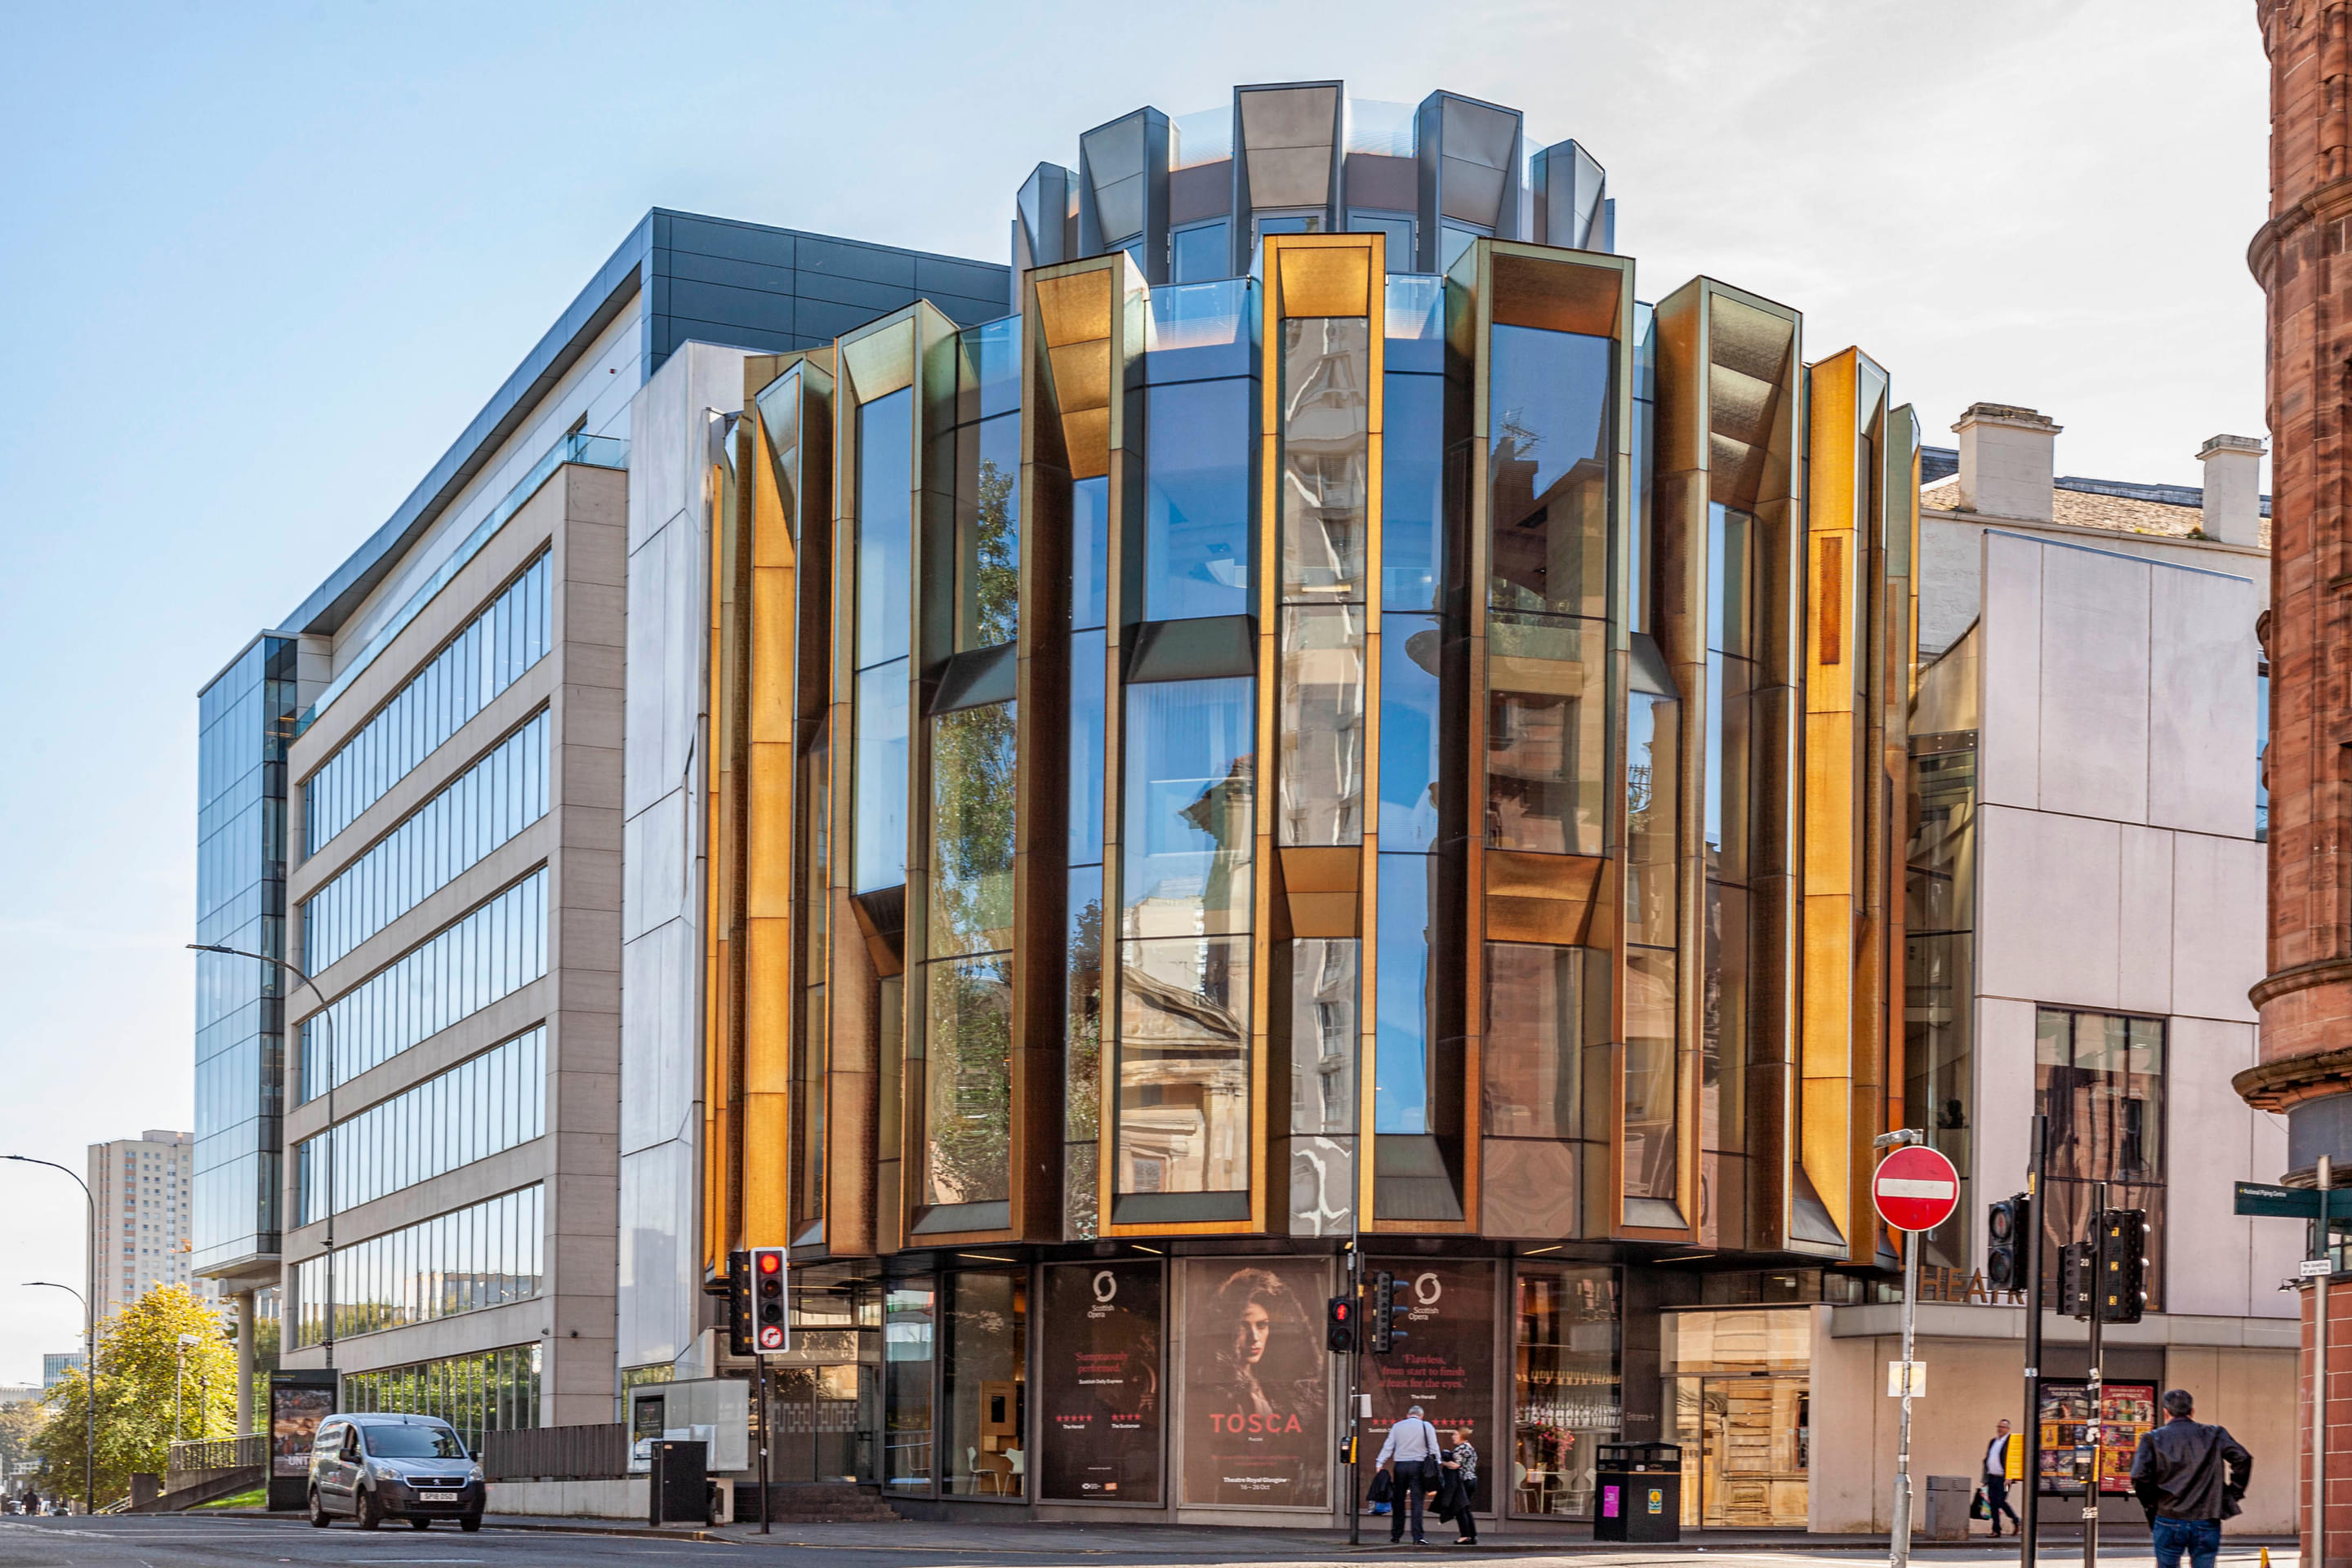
[[0, 1513, 2304, 1568]]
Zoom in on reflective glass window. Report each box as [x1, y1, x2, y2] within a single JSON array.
[[858, 389, 914, 667], [1291, 938, 1357, 1137], [1385, 275, 1446, 375], [1279, 317, 1369, 601], [1488, 326, 1610, 620], [1484, 945, 1582, 1138], [925, 956, 1013, 1206], [292, 1183, 541, 1348], [1120, 677, 1254, 936], [296, 1027, 545, 1223], [1346, 212, 1414, 270], [1623, 951, 1677, 1203], [1440, 223, 1483, 274], [1380, 613, 1442, 850], [1067, 630, 1107, 866], [1071, 476, 1110, 632], [853, 662, 910, 895], [1065, 866, 1104, 1239], [304, 710, 550, 971], [1116, 935, 1250, 1194], [1277, 607, 1365, 846], [1383, 373, 1445, 608], [929, 700, 1017, 956], [1374, 853, 1434, 1134], [1512, 1265, 1619, 1517], [301, 868, 548, 1098], [1171, 220, 1230, 283], [1143, 380, 1252, 621], [1486, 614, 1607, 855], [2035, 1008, 2167, 1306], [305, 555, 552, 854], [339, 1343, 541, 1452], [1144, 279, 1254, 383], [884, 1282, 935, 1492], [1625, 691, 1677, 947], [954, 413, 1020, 650]]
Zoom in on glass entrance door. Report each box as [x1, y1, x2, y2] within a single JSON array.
[[1671, 1375, 1809, 1528]]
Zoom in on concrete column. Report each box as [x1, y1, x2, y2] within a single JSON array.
[[234, 1289, 255, 1436]]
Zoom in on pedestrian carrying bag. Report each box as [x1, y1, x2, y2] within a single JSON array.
[[1971, 1487, 1990, 1520]]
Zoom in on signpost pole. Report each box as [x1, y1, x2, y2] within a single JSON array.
[[2319, 1156, 2333, 1568], [2023, 1113, 2047, 1568], [2083, 1182, 2106, 1568], [757, 1354, 771, 1535], [1892, 1227, 1922, 1568], [1347, 1245, 1362, 1548]]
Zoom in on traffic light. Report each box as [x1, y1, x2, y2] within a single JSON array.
[[1326, 1296, 1356, 1354], [2060, 1241, 2096, 1319], [751, 1245, 788, 1353], [1986, 1193, 2030, 1292], [2096, 1208, 2148, 1324], [1368, 1271, 1396, 1355], [724, 1250, 752, 1356]]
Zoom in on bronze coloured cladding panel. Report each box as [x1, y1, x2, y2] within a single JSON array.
[[1457, 240, 1635, 1241], [1798, 347, 1892, 1258], [1650, 279, 1802, 1251], [742, 397, 795, 1249], [705, 405, 738, 1272]]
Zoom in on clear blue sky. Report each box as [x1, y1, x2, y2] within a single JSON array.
[[0, 0, 2267, 1383]]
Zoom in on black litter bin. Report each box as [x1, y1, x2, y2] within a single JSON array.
[[648, 1439, 709, 1526], [1593, 1441, 1682, 1542]]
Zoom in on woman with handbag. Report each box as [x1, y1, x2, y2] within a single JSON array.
[[1441, 1429, 1480, 1546]]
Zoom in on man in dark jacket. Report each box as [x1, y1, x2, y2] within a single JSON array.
[[2129, 1388, 2252, 1568]]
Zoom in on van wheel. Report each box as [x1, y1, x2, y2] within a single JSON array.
[[460, 1512, 483, 1533], [307, 1489, 331, 1528], [409, 1516, 432, 1530], [355, 1488, 382, 1530]]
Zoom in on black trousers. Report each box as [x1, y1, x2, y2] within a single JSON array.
[[1452, 1475, 1479, 1542], [1984, 1474, 2020, 1532], [1389, 1460, 1432, 1540]]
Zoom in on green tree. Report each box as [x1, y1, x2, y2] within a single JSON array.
[[0, 1400, 46, 1481], [31, 1285, 235, 1505]]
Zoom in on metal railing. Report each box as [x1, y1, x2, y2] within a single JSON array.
[[165, 1433, 267, 1475], [483, 1422, 628, 1481], [293, 430, 628, 737]]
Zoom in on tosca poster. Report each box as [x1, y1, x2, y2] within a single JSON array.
[[1361, 1260, 1494, 1450], [1040, 1262, 1164, 1503], [1180, 1257, 1331, 1508]]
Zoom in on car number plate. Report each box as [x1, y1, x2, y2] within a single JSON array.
[[418, 1490, 459, 1503]]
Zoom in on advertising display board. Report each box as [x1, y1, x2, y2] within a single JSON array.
[[1040, 1262, 1164, 1503], [266, 1369, 338, 1511], [1362, 1259, 1494, 1450], [2037, 1381, 2157, 1495], [1180, 1258, 1330, 1508]]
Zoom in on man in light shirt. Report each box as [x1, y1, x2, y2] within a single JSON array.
[[1377, 1404, 1444, 1546], [1983, 1418, 2021, 1536]]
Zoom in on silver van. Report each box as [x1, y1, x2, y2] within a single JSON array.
[[306, 1412, 485, 1530]]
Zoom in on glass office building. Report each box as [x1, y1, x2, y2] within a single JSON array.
[[703, 83, 1922, 1527]]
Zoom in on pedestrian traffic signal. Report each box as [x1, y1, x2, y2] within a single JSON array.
[[751, 1245, 788, 1352], [1368, 1271, 1396, 1355], [724, 1250, 752, 1357], [2096, 1209, 2148, 1324], [1986, 1192, 2030, 1291], [1326, 1296, 1356, 1354], [2060, 1240, 2096, 1319]]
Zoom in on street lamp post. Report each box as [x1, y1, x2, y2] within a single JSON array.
[[188, 943, 337, 1370], [9, 1153, 96, 1517], [20, 1281, 91, 1517]]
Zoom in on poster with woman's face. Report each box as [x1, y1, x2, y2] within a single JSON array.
[[271, 1385, 334, 1477], [1181, 1258, 1330, 1508], [1040, 1262, 1163, 1503]]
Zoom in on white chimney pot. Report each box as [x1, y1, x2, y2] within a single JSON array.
[[2196, 434, 2265, 547], [1953, 403, 2061, 523]]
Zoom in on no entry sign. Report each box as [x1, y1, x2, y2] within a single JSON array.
[[1872, 1145, 1960, 1233]]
